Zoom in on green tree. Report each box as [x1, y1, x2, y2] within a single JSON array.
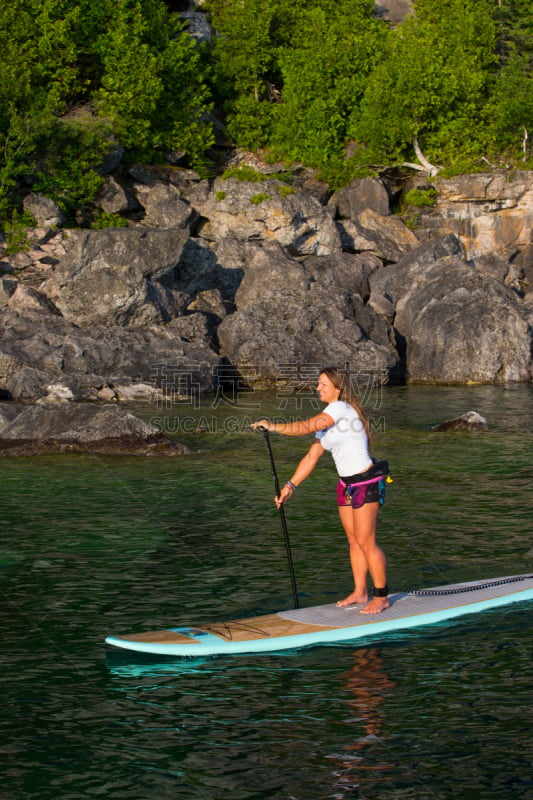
[[207, 0, 386, 164], [95, 0, 214, 161], [205, 0, 288, 148], [487, 0, 533, 161], [352, 0, 498, 165], [95, 1, 165, 150], [0, 0, 83, 120], [271, 0, 386, 166], [495, 0, 533, 66], [485, 50, 533, 161], [0, 0, 94, 217]]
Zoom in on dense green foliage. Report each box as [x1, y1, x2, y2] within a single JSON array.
[[352, 0, 532, 167], [353, 0, 499, 163], [0, 0, 532, 224], [207, 0, 532, 179], [271, 0, 386, 167], [206, 0, 386, 167], [0, 0, 213, 222]]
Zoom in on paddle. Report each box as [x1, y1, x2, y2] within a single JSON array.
[[258, 427, 300, 609]]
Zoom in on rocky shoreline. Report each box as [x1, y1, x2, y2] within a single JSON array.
[[1, 161, 532, 453]]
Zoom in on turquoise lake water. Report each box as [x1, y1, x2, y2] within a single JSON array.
[[1, 384, 532, 799]]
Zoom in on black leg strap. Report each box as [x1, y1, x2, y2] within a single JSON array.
[[373, 585, 389, 597]]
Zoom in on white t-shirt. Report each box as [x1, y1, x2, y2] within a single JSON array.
[[315, 400, 371, 477]]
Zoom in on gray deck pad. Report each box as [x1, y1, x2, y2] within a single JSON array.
[[277, 575, 533, 628]]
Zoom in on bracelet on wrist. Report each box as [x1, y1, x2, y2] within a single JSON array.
[[286, 480, 297, 491]]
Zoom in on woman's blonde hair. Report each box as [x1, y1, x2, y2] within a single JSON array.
[[320, 365, 371, 443]]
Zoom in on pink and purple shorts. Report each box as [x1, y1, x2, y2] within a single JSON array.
[[336, 460, 389, 508]]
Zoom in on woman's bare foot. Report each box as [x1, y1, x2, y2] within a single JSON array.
[[360, 596, 390, 615], [336, 591, 368, 608]]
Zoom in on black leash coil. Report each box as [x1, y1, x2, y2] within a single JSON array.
[[408, 574, 533, 597]]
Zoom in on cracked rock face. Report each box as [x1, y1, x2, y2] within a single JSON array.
[[1, 167, 532, 413]]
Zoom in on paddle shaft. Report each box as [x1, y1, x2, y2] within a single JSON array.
[[261, 429, 300, 609]]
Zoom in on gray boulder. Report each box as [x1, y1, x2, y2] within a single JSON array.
[[473, 252, 511, 284], [303, 252, 383, 302], [94, 176, 138, 215], [232, 242, 383, 310], [234, 241, 308, 310], [374, 1, 414, 24], [5, 366, 53, 401], [7, 284, 61, 316], [181, 6, 213, 44], [394, 255, 531, 383], [175, 237, 245, 303], [0, 278, 18, 303], [0, 402, 23, 426], [167, 311, 219, 347], [218, 238, 399, 383], [41, 228, 191, 327], [341, 208, 419, 263], [23, 192, 65, 227], [369, 234, 465, 319], [133, 182, 197, 229], [187, 288, 229, 319], [329, 177, 391, 219], [0, 403, 188, 456], [218, 287, 399, 384], [197, 177, 342, 255]]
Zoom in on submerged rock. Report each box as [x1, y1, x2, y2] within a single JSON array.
[[432, 411, 489, 432]]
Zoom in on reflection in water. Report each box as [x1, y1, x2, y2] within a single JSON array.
[[327, 647, 396, 798], [105, 650, 211, 677]]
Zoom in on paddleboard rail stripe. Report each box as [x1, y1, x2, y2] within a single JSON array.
[[408, 574, 533, 596]]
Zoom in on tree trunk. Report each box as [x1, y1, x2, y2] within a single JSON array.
[[403, 137, 440, 176]]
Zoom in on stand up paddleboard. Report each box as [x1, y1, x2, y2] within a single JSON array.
[[105, 574, 533, 657]]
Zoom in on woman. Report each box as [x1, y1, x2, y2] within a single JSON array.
[[251, 366, 390, 614]]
